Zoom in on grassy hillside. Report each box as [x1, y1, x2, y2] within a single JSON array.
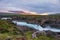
[[0, 20, 56, 40], [0, 20, 23, 40]]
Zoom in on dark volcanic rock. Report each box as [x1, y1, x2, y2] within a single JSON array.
[[55, 35, 60, 40], [45, 30, 57, 37], [50, 24, 60, 29]]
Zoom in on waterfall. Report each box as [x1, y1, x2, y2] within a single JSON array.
[[12, 21, 60, 32]]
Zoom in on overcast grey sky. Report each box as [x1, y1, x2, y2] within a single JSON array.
[[0, 0, 60, 13]]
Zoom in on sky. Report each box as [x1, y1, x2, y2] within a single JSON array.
[[0, 0, 60, 13]]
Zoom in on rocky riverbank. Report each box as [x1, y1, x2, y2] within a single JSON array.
[[1, 15, 60, 28], [11, 15, 60, 29]]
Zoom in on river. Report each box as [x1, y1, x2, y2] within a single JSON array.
[[12, 20, 60, 32]]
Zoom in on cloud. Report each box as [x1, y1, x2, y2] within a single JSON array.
[[0, 0, 60, 13]]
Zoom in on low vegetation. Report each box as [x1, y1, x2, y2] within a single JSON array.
[[0, 15, 60, 40]]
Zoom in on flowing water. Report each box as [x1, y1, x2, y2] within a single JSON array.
[[12, 20, 60, 32]]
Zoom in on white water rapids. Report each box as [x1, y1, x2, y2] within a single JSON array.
[[12, 21, 60, 32]]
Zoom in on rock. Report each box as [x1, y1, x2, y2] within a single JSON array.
[[55, 35, 60, 40], [45, 30, 57, 37], [50, 24, 60, 29], [32, 31, 46, 38]]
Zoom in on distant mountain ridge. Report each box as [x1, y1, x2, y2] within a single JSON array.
[[0, 10, 60, 15]]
